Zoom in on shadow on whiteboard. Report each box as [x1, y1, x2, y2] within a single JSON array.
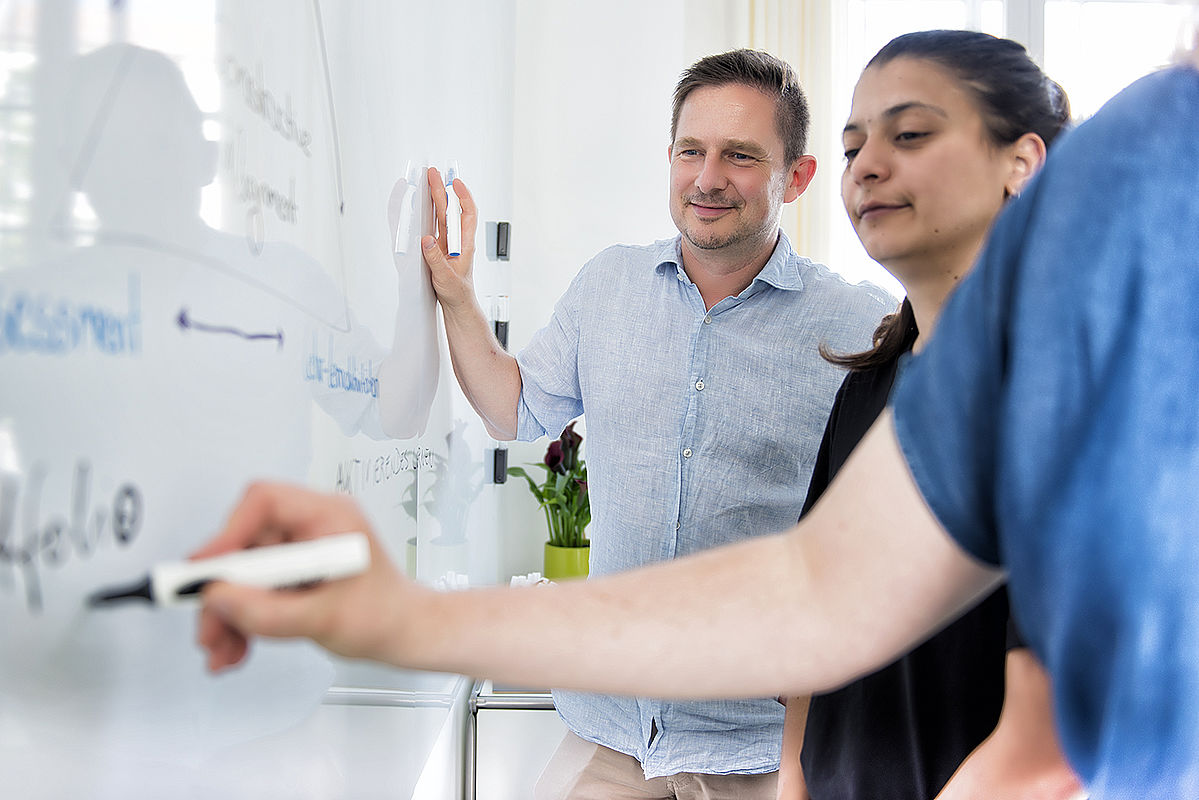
[[45, 42, 438, 440]]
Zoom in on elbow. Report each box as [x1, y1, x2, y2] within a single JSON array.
[[483, 421, 517, 441], [1031, 763, 1086, 800], [479, 408, 518, 441]]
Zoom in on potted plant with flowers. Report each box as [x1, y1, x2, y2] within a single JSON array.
[[508, 421, 590, 580]]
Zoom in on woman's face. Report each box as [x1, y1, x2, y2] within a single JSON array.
[[841, 57, 1019, 281]]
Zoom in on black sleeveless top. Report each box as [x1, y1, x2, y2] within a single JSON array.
[[799, 346, 1016, 800]]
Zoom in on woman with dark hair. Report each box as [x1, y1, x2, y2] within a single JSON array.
[[778, 31, 1080, 800]]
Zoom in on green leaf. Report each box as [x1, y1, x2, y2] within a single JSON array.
[[512, 448, 590, 546], [506, 467, 546, 502]]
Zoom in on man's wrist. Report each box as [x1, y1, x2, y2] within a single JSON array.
[[440, 289, 485, 319]]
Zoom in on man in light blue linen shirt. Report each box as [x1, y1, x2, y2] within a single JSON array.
[[421, 50, 889, 798]]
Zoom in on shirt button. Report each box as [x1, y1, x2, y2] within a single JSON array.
[[695, 379, 705, 391], [682, 448, 693, 458], [703, 316, 712, 324]]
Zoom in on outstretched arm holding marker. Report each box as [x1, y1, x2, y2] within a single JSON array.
[[197, 412, 999, 698], [421, 166, 521, 440]]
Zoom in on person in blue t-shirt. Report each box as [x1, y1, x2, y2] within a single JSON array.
[[193, 39, 1199, 800]]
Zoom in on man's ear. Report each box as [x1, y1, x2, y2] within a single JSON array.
[[784, 155, 818, 203], [1005, 132, 1048, 198]]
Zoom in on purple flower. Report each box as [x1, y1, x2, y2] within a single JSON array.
[[559, 422, 582, 471], [519, 423, 589, 547], [544, 439, 565, 474]]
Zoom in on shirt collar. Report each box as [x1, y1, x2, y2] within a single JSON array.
[[653, 230, 805, 294]]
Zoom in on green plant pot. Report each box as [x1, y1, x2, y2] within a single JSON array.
[[544, 542, 590, 581], [405, 536, 417, 578]]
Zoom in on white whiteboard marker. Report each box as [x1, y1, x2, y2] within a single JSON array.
[[445, 160, 462, 257], [87, 532, 371, 608]]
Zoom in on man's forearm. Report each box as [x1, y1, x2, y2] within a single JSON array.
[[440, 298, 522, 439], [418, 168, 520, 437]]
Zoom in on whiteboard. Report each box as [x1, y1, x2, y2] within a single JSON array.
[[0, 1, 513, 796]]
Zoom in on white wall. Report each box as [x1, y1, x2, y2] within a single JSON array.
[[497, 0, 698, 579]]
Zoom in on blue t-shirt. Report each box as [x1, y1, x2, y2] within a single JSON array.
[[892, 65, 1199, 798]]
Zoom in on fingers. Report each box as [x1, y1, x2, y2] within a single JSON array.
[[204, 581, 325, 639], [451, 177, 478, 261], [191, 482, 380, 672], [421, 165, 481, 311], [197, 536, 411, 669], [192, 482, 410, 670], [424, 166, 478, 263], [197, 603, 249, 672], [197, 582, 327, 673], [426, 166, 448, 244]]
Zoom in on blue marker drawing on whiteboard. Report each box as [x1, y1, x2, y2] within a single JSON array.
[[445, 160, 462, 257], [86, 532, 371, 608]]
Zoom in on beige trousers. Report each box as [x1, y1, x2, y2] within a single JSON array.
[[534, 731, 778, 800]]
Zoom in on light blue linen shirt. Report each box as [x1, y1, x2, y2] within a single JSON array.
[[516, 232, 891, 778]]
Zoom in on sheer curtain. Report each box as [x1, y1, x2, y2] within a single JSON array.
[[682, 0, 848, 268], [747, 0, 847, 266]]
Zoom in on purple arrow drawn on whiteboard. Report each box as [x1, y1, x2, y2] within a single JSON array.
[[176, 308, 284, 349]]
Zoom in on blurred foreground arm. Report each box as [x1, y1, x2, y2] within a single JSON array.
[[198, 411, 1002, 699]]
